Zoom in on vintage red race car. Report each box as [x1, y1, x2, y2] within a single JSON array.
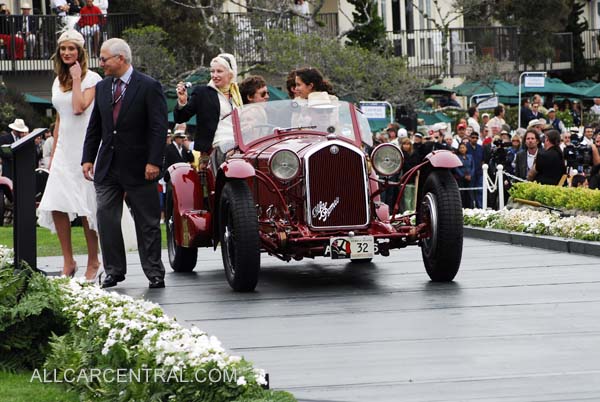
[[167, 99, 464, 292]]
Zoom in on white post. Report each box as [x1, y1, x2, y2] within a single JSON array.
[[496, 164, 505, 210], [518, 72, 525, 130], [482, 163, 489, 209]]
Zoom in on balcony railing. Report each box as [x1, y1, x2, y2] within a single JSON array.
[[0, 13, 139, 73], [387, 27, 573, 79]]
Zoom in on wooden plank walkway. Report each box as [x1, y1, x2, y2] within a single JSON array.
[[39, 238, 600, 402]]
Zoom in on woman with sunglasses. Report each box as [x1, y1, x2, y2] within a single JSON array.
[[38, 29, 102, 282], [174, 53, 242, 167]]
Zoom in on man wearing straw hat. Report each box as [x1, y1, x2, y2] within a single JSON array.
[[0, 118, 29, 181]]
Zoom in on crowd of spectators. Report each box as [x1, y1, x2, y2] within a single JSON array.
[[374, 93, 600, 211], [0, 0, 108, 59]]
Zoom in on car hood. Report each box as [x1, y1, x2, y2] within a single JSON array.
[[244, 133, 356, 160]]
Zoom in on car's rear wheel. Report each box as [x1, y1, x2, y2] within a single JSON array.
[[220, 180, 260, 292], [166, 185, 197, 272], [419, 170, 463, 281]]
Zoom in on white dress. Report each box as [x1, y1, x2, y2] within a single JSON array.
[[38, 71, 102, 233]]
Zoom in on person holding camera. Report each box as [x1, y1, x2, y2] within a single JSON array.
[[528, 129, 565, 185]]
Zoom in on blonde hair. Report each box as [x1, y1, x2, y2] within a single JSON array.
[[52, 42, 89, 92]]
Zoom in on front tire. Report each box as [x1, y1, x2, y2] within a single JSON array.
[[220, 180, 260, 292], [166, 185, 197, 272], [419, 170, 463, 281]]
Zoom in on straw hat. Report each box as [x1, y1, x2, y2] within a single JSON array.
[[307, 91, 333, 108], [8, 118, 29, 133]]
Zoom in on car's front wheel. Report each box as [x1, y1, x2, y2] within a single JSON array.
[[419, 170, 463, 281], [166, 185, 197, 272], [219, 180, 260, 292]]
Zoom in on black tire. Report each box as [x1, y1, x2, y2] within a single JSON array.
[[166, 185, 197, 272], [220, 180, 260, 292], [0, 187, 4, 227], [419, 170, 463, 281]]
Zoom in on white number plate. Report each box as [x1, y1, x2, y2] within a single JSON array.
[[329, 236, 374, 260]]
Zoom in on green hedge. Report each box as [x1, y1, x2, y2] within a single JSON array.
[[509, 182, 600, 212]]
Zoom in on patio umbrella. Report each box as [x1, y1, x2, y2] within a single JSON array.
[[453, 79, 519, 105], [583, 83, 600, 98], [417, 111, 453, 126], [521, 78, 584, 97], [423, 84, 453, 94], [570, 80, 597, 89]]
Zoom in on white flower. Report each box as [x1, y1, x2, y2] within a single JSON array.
[[236, 376, 247, 386]]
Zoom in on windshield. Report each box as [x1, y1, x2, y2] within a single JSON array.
[[236, 99, 358, 146]]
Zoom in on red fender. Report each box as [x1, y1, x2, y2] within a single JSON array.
[[425, 150, 462, 168], [220, 158, 255, 179], [167, 163, 212, 247]]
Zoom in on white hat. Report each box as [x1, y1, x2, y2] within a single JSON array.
[[527, 119, 540, 128], [21, 2, 31, 8], [57, 29, 85, 47], [211, 53, 238, 83], [398, 128, 408, 138], [8, 118, 29, 133], [482, 113, 490, 118]]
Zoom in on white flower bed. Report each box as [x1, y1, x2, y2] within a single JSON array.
[[58, 279, 267, 393], [463, 208, 600, 241]]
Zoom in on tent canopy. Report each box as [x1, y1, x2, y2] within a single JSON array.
[[521, 77, 584, 97], [453, 79, 519, 105], [423, 84, 453, 94], [24, 93, 52, 105], [417, 111, 453, 126]]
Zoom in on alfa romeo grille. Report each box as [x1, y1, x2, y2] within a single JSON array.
[[306, 143, 369, 229]]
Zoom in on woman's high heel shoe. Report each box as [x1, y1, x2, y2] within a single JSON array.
[[86, 266, 104, 285], [61, 266, 78, 278]]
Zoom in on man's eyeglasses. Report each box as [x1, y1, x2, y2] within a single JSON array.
[[99, 54, 119, 63]]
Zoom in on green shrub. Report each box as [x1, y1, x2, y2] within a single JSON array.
[[509, 182, 600, 212], [0, 264, 70, 371]]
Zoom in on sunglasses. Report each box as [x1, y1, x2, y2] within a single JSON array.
[[258, 90, 269, 97]]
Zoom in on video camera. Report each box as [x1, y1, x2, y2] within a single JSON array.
[[564, 133, 592, 171], [490, 139, 512, 167]]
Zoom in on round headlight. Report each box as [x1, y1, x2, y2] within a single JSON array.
[[372, 144, 403, 176], [270, 150, 300, 181]]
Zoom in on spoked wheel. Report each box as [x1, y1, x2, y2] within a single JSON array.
[[219, 180, 260, 292], [419, 170, 463, 282], [166, 185, 197, 272]]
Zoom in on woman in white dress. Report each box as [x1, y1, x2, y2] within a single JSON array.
[[38, 30, 102, 281]]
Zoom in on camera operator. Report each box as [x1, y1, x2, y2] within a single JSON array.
[[563, 129, 594, 175], [528, 129, 565, 185]]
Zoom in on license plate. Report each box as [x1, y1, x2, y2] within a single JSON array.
[[329, 236, 374, 260]]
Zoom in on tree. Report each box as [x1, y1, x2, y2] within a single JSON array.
[[563, 0, 588, 81], [493, 0, 570, 69], [345, 0, 390, 54], [261, 30, 424, 112], [122, 26, 177, 82]]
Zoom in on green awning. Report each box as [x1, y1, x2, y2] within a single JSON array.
[[168, 112, 196, 126], [417, 111, 453, 126], [583, 83, 600, 98], [453, 79, 519, 105], [423, 84, 453, 94], [570, 80, 597, 88], [267, 86, 288, 100], [521, 78, 584, 97], [24, 93, 52, 105]]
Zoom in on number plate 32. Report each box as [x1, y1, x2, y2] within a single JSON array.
[[327, 236, 374, 260]]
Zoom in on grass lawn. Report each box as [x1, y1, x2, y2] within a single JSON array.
[[0, 224, 167, 257], [0, 371, 79, 402]]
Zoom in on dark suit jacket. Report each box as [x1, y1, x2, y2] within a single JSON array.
[[173, 85, 220, 153], [515, 148, 544, 180], [534, 146, 564, 185], [82, 69, 168, 186], [163, 142, 193, 181], [14, 15, 39, 34], [0, 132, 17, 180]]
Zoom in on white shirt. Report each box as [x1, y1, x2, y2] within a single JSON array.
[[591, 104, 600, 115], [95, 0, 108, 14], [52, 0, 67, 15], [527, 150, 537, 171], [292, 1, 309, 15], [467, 117, 480, 136]]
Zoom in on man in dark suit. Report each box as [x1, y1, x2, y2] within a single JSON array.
[[528, 129, 564, 185], [163, 127, 194, 181], [14, 3, 39, 58], [0, 118, 29, 180], [515, 129, 542, 180], [82, 38, 168, 289]]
